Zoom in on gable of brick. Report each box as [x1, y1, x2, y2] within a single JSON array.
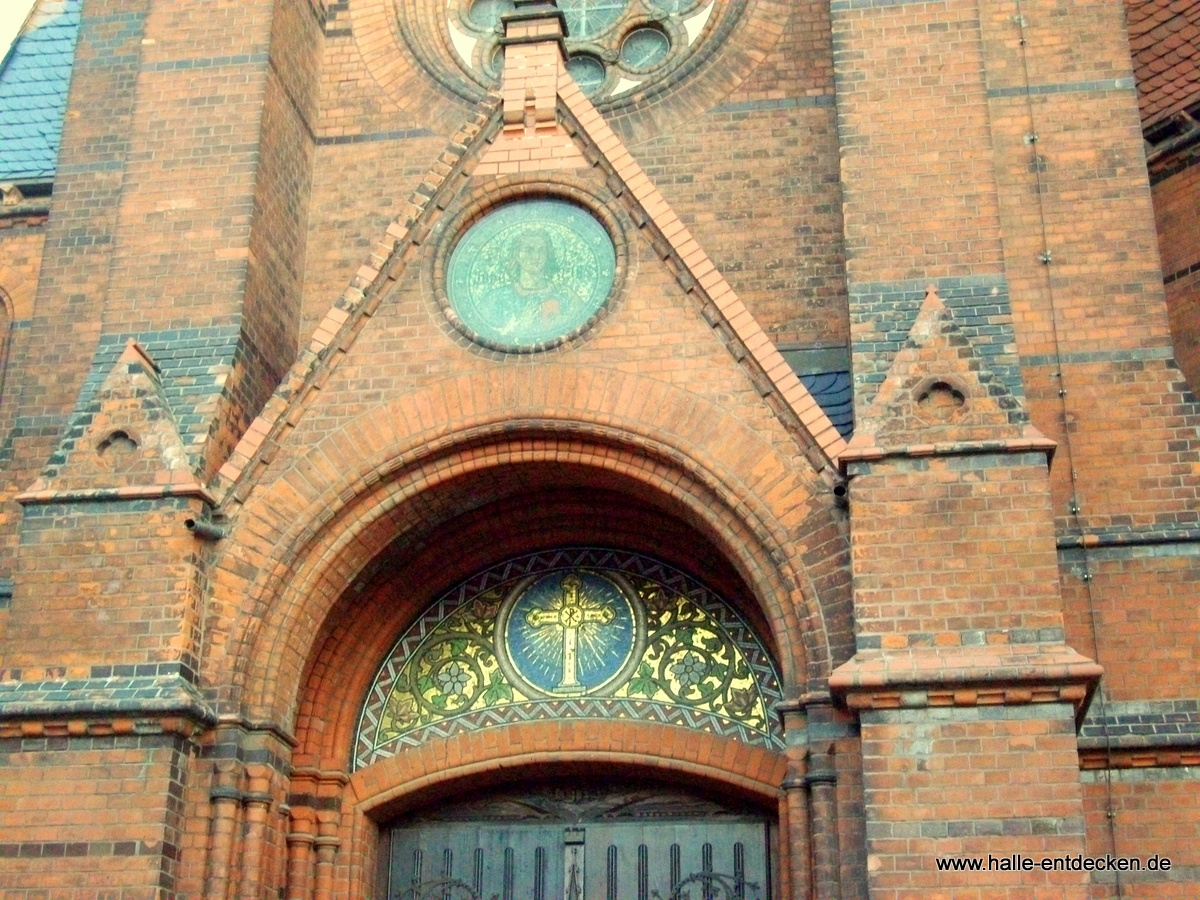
[[841, 286, 1053, 463], [22, 338, 205, 498], [214, 12, 847, 503]]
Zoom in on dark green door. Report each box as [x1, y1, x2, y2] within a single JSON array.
[[381, 782, 771, 900]]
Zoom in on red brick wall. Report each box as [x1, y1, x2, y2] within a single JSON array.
[[0, 0, 153, 555], [1153, 161, 1200, 393], [834, 0, 1006, 285], [226, 0, 324, 478], [0, 1, 1197, 898], [1061, 549, 1200, 701], [980, 0, 1199, 530], [849, 454, 1064, 644], [0, 735, 193, 900], [1083, 768, 1200, 900], [0, 224, 47, 572], [861, 704, 1090, 900], [627, 1, 848, 348], [5, 500, 206, 671]]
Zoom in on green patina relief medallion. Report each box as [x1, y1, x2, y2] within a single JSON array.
[[446, 199, 617, 350]]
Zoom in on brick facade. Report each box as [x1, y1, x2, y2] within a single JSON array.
[[0, 1, 1196, 898]]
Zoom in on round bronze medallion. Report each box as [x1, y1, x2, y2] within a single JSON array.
[[445, 199, 617, 351]]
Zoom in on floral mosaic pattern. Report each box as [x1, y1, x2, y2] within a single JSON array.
[[355, 549, 784, 769]]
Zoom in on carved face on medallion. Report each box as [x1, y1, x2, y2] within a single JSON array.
[[445, 199, 617, 350]]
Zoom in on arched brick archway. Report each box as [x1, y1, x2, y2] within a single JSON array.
[[289, 477, 781, 769], [211, 369, 849, 729], [204, 369, 846, 898]]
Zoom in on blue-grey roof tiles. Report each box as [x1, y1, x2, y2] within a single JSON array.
[[799, 370, 854, 438], [0, 0, 81, 182]]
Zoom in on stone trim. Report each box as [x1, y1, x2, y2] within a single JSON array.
[[839, 437, 1056, 471], [843, 684, 1089, 713], [0, 715, 205, 741], [1079, 698, 1200, 753], [830, 645, 1102, 721], [315, 127, 436, 146], [0, 667, 216, 732], [987, 77, 1137, 98], [1019, 345, 1176, 367], [1057, 525, 1200, 552], [15, 482, 217, 505], [1164, 259, 1200, 285], [0, 840, 167, 859], [145, 52, 270, 72]]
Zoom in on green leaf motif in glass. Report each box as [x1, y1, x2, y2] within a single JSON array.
[[447, 199, 616, 350]]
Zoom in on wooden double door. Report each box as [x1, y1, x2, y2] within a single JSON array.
[[380, 781, 772, 900]]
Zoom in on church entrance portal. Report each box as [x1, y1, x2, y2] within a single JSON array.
[[379, 780, 773, 900]]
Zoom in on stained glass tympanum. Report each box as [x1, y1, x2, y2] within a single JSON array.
[[355, 549, 784, 770]]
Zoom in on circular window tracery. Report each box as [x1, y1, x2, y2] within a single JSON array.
[[560, 0, 628, 40], [620, 25, 670, 71], [565, 54, 607, 96], [447, 0, 721, 103]]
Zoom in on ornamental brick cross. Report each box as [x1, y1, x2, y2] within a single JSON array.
[[525, 574, 615, 693]]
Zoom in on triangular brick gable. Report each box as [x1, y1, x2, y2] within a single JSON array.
[[21, 338, 205, 499], [216, 9, 848, 501], [840, 286, 1054, 464], [475, 7, 588, 176], [551, 63, 847, 461]]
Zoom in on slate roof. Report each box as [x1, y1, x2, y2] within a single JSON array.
[[1126, 0, 1200, 127], [799, 371, 854, 439], [0, 0, 80, 183]]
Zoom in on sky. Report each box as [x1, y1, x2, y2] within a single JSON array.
[[0, 0, 37, 62]]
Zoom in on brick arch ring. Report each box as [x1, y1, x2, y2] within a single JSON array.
[[217, 369, 840, 727], [349, 719, 788, 827]]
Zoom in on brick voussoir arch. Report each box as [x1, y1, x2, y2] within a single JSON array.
[[238, 428, 820, 730], [217, 368, 840, 725], [349, 720, 788, 820]]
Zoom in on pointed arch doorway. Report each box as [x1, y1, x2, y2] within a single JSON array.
[[379, 778, 775, 900]]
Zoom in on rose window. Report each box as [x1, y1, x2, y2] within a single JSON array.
[[446, 0, 720, 102]]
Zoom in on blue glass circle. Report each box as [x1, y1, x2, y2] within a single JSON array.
[[468, 0, 514, 30], [504, 572, 635, 695], [620, 27, 670, 70], [566, 55, 606, 96]]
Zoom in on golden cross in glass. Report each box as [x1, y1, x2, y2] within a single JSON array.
[[525, 574, 615, 693]]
